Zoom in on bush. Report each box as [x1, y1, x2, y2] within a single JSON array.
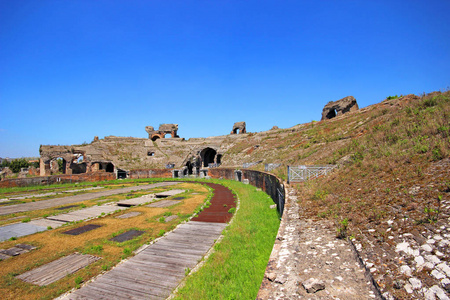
[[10, 158, 30, 173]]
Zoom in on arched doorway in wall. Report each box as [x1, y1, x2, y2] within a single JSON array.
[[105, 163, 114, 173], [71, 154, 87, 174], [51, 157, 66, 174], [151, 135, 161, 141], [186, 161, 193, 175], [200, 147, 217, 168]]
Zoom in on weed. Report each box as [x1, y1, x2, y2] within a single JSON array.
[[158, 229, 165, 237], [9, 236, 17, 241], [123, 247, 132, 256], [75, 276, 83, 287], [313, 189, 328, 201], [185, 267, 191, 276], [424, 207, 439, 223], [158, 216, 165, 223], [432, 147, 444, 161], [228, 207, 236, 214], [21, 217, 31, 223], [386, 95, 399, 100], [47, 226, 52, 230], [336, 218, 349, 239]]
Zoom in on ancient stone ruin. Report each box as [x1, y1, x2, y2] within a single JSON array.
[[145, 124, 179, 141], [231, 122, 246, 134], [321, 96, 359, 121]]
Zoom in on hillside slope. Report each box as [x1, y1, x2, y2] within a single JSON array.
[[227, 91, 450, 298]]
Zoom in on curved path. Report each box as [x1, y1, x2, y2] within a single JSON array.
[[59, 182, 236, 300], [0, 182, 177, 216]]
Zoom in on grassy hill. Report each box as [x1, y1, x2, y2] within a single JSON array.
[[224, 90, 450, 298]]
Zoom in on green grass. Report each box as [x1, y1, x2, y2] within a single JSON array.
[[172, 179, 280, 300]]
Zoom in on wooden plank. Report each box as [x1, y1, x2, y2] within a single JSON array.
[[154, 189, 185, 198], [116, 195, 155, 207], [16, 253, 101, 286], [28, 218, 66, 228], [146, 200, 181, 208], [115, 211, 141, 219]]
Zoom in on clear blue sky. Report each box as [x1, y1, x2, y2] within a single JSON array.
[[1, 0, 449, 158]]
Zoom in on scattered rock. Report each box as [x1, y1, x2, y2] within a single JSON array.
[[409, 277, 422, 290], [302, 278, 325, 293], [400, 265, 412, 277], [393, 279, 405, 289], [265, 272, 277, 282], [441, 278, 450, 293]]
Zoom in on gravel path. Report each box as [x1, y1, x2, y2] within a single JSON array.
[[258, 188, 379, 299]]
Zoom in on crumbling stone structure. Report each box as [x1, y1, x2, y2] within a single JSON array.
[[321, 96, 359, 121], [39, 145, 115, 176], [231, 122, 246, 134], [146, 124, 179, 141]]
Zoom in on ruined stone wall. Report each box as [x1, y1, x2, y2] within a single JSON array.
[[209, 168, 285, 216], [129, 169, 173, 179], [0, 172, 115, 188]]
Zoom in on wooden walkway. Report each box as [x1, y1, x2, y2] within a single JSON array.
[[61, 221, 227, 299], [0, 182, 178, 216]]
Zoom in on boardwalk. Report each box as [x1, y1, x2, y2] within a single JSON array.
[[63, 222, 226, 299], [59, 182, 236, 300], [0, 182, 177, 216]]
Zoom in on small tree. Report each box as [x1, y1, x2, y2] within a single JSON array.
[[1, 159, 10, 168], [10, 158, 30, 173]]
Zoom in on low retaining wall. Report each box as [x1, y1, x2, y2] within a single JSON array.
[[209, 168, 286, 216], [0, 172, 115, 188], [129, 169, 173, 179]]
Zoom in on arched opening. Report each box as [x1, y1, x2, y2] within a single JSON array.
[[164, 133, 171, 139], [200, 147, 217, 168], [117, 169, 127, 179], [326, 109, 337, 119], [147, 151, 155, 156], [71, 154, 86, 174], [151, 135, 160, 141], [51, 157, 66, 174], [106, 163, 114, 173], [233, 128, 240, 134], [186, 161, 193, 175], [216, 154, 222, 165]]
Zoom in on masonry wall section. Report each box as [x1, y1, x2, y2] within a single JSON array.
[[129, 169, 173, 179], [209, 168, 285, 216], [0, 172, 115, 188]]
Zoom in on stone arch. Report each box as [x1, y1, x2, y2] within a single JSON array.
[[50, 157, 67, 174], [151, 135, 161, 141], [200, 147, 217, 168], [105, 162, 114, 172], [186, 161, 193, 175]]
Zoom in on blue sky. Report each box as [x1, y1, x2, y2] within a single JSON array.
[[1, 0, 449, 158]]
